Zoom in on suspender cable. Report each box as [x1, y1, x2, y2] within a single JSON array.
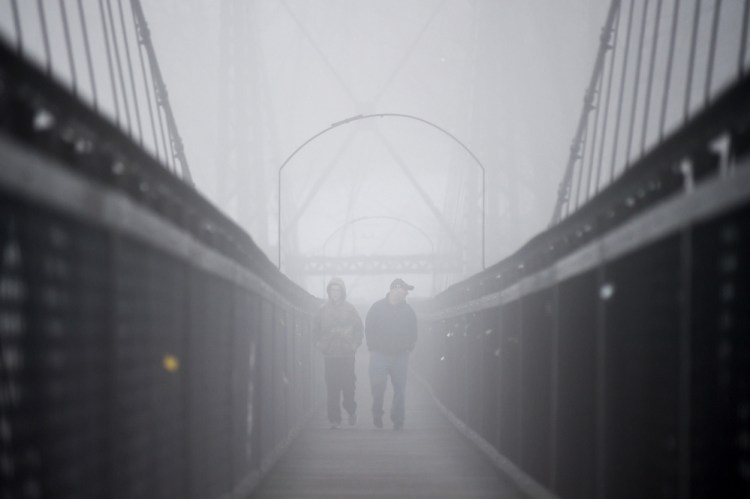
[[659, 0, 681, 139], [549, 0, 622, 225], [37, 0, 53, 74], [594, 6, 621, 194], [640, 0, 663, 156], [572, 121, 589, 211], [704, 0, 723, 104], [585, 72, 604, 200], [130, 1, 161, 160], [60, 0, 78, 94], [155, 79, 172, 169], [609, 0, 635, 182], [625, 1, 649, 167], [106, 0, 133, 135], [740, 0, 749, 76], [683, 0, 702, 122], [78, 0, 99, 110], [130, 0, 193, 183], [99, 0, 121, 125], [10, 0, 23, 53], [118, 0, 143, 145]]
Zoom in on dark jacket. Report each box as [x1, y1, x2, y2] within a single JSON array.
[[365, 295, 417, 354], [313, 278, 364, 358]]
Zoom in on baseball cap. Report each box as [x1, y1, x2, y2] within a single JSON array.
[[390, 278, 414, 291]]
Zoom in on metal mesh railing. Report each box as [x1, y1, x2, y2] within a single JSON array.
[[0, 37, 321, 498], [416, 2, 750, 496]]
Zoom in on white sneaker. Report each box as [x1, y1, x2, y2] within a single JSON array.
[[330, 422, 340, 430], [347, 413, 357, 426]]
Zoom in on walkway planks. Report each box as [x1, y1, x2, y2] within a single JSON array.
[[251, 354, 528, 498]]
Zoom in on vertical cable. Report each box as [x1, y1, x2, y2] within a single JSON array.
[[59, 0, 78, 94], [640, 0, 664, 156], [609, 0, 636, 182], [130, 0, 161, 160], [625, 2, 649, 167], [595, 7, 621, 194], [704, 0, 723, 104], [659, 0, 681, 139], [740, 0, 749, 76], [549, 0, 622, 226], [157, 98, 173, 170], [37, 0, 53, 74], [585, 73, 604, 200], [78, 0, 99, 109], [10, 0, 23, 53], [118, 0, 144, 144], [683, 0, 702, 122], [165, 114, 177, 172], [106, 0, 133, 134], [99, 0, 121, 124], [572, 123, 588, 210]]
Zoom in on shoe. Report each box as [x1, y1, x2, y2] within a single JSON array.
[[374, 416, 383, 429], [347, 413, 357, 426], [330, 422, 340, 430], [393, 422, 404, 431]]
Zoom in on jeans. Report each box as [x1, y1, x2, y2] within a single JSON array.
[[324, 356, 357, 424], [369, 351, 409, 426]]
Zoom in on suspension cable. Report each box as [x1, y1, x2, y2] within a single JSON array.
[[658, 0, 680, 139], [585, 72, 604, 200], [99, 0, 121, 125], [106, 0, 133, 135], [608, 0, 635, 182], [594, 6, 621, 194], [155, 83, 172, 170], [130, 0, 193, 183], [704, 0, 723, 104], [37, 0, 53, 74], [10, 0, 23, 53], [118, 0, 143, 144], [572, 121, 589, 211], [130, 0, 161, 161], [77, 0, 99, 110], [683, 0, 702, 122], [740, 0, 749, 76], [625, 1, 649, 167], [59, 0, 78, 94], [640, 0, 663, 156]]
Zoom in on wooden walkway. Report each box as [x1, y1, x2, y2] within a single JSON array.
[[251, 354, 529, 498]]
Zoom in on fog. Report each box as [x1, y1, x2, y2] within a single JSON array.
[[137, 0, 612, 305], [0, 1, 609, 305]]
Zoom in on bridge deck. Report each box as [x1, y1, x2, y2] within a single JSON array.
[[252, 354, 528, 498]]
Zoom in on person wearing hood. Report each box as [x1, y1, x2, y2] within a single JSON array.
[[364, 278, 418, 430], [313, 277, 364, 429]]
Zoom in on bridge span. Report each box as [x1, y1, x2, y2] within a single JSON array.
[[1, 1, 749, 498]]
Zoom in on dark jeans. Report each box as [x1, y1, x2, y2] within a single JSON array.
[[324, 356, 357, 424], [369, 351, 409, 426]]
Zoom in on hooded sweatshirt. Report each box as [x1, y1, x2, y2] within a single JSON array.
[[313, 278, 364, 358]]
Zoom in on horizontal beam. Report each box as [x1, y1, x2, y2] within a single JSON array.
[[290, 254, 463, 275]]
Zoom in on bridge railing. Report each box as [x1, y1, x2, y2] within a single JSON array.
[[416, 69, 750, 498], [0, 39, 320, 498], [551, 0, 750, 225], [0, 0, 192, 181]]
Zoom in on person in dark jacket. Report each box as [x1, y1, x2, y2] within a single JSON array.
[[313, 277, 364, 429], [364, 278, 418, 430]]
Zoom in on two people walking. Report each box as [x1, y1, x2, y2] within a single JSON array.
[[313, 277, 363, 429], [313, 277, 418, 431]]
